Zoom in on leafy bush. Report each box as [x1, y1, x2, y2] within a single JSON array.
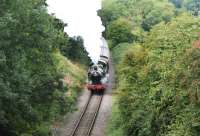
[[0, 0, 86, 135], [112, 43, 132, 67], [109, 14, 200, 136]]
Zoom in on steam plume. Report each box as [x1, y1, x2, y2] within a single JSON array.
[[47, 0, 105, 62]]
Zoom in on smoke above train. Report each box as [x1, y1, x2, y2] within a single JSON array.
[[47, 0, 105, 62]]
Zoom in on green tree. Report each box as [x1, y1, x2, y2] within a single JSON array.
[[169, 0, 184, 8], [107, 18, 134, 47], [108, 14, 200, 136], [60, 36, 91, 66], [141, 2, 175, 31], [184, 0, 200, 16], [0, 0, 86, 135]]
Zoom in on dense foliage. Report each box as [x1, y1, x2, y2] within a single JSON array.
[[113, 15, 200, 136], [169, 0, 200, 16], [99, 0, 176, 48], [169, 0, 183, 8], [107, 18, 134, 47], [100, 0, 200, 136], [184, 0, 200, 16], [0, 0, 88, 135], [99, 0, 176, 30], [60, 36, 91, 66]]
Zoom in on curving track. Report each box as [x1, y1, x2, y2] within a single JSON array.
[[70, 92, 104, 136]]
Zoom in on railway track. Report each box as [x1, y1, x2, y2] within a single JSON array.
[[70, 92, 104, 136]]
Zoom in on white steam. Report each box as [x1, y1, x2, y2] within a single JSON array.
[[47, 0, 105, 62]]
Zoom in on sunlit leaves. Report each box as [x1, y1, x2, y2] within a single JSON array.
[[110, 14, 200, 136], [107, 18, 134, 46]]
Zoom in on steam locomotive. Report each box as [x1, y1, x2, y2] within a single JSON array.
[[87, 38, 109, 92]]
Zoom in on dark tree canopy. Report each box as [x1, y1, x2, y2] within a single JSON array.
[[60, 36, 91, 66], [169, 0, 183, 8], [0, 0, 87, 135], [185, 0, 200, 16]]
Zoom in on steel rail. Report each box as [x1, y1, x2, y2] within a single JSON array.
[[86, 93, 103, 136], [70, 92, 92, 136], [70, 92, 103, 136]]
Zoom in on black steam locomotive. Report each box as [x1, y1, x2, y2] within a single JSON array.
[[87, 39, 109, 92]]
